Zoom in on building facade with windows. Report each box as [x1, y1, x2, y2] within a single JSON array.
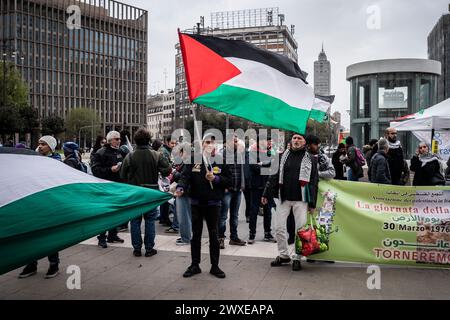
[[0, 0, 148, 137], [174, 8, 298, 128], [428, 13, 450, 103], [314, 45, 331, 96], [147, 90, 175, 139], [346, 58, 441, 158]]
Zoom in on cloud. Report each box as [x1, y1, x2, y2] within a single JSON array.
[[122, 0, 448, 129]]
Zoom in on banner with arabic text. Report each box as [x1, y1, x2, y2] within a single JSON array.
[[311, 180, 450, 268]]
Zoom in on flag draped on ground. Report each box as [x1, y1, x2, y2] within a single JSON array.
[[0, 149, 172, 275], [179, 32, 315, 134]]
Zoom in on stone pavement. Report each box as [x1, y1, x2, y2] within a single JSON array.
[[1, 232, 450, 300]]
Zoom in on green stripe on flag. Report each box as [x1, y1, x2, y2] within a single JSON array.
[[0, 183, 171, 275], [309, 109, 328, 123], [194, 84, 311, 134]]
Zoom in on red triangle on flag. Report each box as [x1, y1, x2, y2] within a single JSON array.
[[179, 33, 242, 101]]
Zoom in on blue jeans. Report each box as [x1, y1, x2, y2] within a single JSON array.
[[219, 190, 242, 240], [130, 209, 158, 251], [176, 196, 192, 243], [347, 167, 359, 182]]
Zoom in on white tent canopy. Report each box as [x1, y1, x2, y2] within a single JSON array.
[[390, 98, 450, 160], [391, 116, 450, 132]]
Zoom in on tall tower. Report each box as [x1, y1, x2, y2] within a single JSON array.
[[314, 43, 331, 96]]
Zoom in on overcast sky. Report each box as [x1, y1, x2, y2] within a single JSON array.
[[121, 0, 448, 128]]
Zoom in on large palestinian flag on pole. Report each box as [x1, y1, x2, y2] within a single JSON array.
[[179, 32, 315, 134], [0, 149, 172, 275]]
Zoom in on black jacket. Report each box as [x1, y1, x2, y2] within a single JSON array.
[[178, 154, 232, 204], [410, 156, 444, 186], [91, 144, 125, 182], [248, 149, 272, 190], [387, 146, 405, 185], [332, 150, 345, 180], [120, 145, 171, 188], [446, 158, 450, 180], [263, 149, 319, 209], [369, 151, 392, 185]]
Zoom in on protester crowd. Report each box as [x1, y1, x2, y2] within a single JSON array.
[[4, 125, 449, 280]]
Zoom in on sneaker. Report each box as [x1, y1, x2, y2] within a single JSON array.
[[45, 265, 59, 279], [18, 264, 37, 279], [210, 265, 226, 279], [165, 227, 179, 234], [98, 240, 108, 248], [219, 238, 225, 249], [263, 233, 277, 243], [183, 265, 202, 278], [270, 256, 291, 267], [176, 238, 190, 246], [145, 249, 157, 257], [107, 236, 125, 243], [292, 260, 302, 271], [133, 249, 142, 257], [247, 235, 255, 245], [229, 238, 246, 246]]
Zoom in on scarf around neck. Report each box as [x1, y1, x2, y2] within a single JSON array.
[[419, 152, 441, 167], [388, 140, 401, 149], [279, 148, 312, 185]]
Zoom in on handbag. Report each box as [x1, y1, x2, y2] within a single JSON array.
[[295, 215, 329, 256]]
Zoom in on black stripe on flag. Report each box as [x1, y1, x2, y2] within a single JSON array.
[[186, 33, 308, 83]]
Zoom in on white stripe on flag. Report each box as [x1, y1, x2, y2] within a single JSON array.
[[0, 154, 108, 207], [224, 57, 315, 111]]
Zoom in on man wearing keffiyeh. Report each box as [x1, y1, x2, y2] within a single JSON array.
[[262, 133, 319, 271]]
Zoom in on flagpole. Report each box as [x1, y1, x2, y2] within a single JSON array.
[[192, 104, 214, 190]]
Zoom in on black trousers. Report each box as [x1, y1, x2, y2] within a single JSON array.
[[249, 189, 273, 236], [243, 188, 252, 218], [28, 252, 59, 268], [98, 229, 118, 242], [191, 205, 220, 267]]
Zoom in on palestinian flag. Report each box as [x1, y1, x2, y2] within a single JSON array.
[[0, 148, 172, 275], [311, 94, 335, 123], [179, 32, 315, 134], [393, 108, 425, 121]]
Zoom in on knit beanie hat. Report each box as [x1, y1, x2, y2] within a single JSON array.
[[39, 136, 57, 152]]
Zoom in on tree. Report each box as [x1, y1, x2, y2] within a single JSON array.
[[0, 61, 35, 140], [41, 114, 65, 136], [65, 108, 101, 147]]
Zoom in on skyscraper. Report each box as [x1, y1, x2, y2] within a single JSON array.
[[0, 0, 148, 137], [175, 8, 298, 128], [428, 12, 450, 103], [314, 44, 331, 96]]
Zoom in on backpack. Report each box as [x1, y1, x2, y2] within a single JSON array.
[[79, 161, 88, 173], [354, 147, 366, 167]]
